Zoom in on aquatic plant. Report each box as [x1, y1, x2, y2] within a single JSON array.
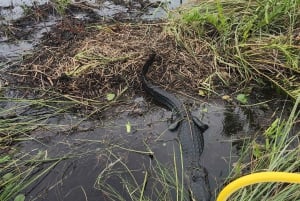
[[95, 145, 189, 201], [0, 151, 63, 201], [0, 86, 123, 200]]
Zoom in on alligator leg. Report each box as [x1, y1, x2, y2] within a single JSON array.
[[192, 115, 208, 132], [168, 109, 182, 131], [168, 119, 181, 131]]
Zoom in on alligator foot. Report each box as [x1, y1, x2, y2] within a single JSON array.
[[192, 115, 208, 132]]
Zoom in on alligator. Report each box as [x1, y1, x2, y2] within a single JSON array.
[[141, 53, 211, 201]]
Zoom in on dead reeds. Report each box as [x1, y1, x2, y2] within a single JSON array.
[[16, 22, 214, 102]]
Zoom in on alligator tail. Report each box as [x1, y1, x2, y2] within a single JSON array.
[[142, 53, 156, 76]]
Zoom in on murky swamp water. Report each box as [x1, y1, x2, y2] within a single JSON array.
[[5, 93, 272, 200], [18, 101, 248, 200], [0, 1, 282, 200]]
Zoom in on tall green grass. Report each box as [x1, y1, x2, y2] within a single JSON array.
[[168, 0, 300, 100], [223, 96, 300, 200]]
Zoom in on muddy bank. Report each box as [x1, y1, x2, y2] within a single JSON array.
[[0, 0, 172, 68]]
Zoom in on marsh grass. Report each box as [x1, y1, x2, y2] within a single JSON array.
[[168, 0, 300, 100], [0, 86, 120, 201], [95, 145, 188, 201], [0, 151, 64, 201], [0, 85, 126, 150], [222, 96, 300, 200], [0, 92, 62, 200]]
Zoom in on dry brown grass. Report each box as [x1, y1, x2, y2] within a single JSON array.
[[14, 21, 215, 101]]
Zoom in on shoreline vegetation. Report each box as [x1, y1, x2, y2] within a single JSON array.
[[168, 0, 300, 100], [223, 97, 299, 201], [0, 0, 299, 200]]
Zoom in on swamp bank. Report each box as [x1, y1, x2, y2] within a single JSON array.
[[0, 0, 299, 201]]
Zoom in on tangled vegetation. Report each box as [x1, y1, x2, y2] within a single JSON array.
[[168, 0, 300, 100]]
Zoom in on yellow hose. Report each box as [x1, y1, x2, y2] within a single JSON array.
[[217, 172, 300, 201]]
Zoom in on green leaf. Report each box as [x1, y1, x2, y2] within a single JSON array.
[[252, 142, 262, 158], [126, 121, 131, 133], [2, 173, 13, 181], [106, 93, 115, 101], [265, 118, 279, 138], [14, 194, 25, 201], [236, 94, 248, 104], [0, 155, 11, 163]]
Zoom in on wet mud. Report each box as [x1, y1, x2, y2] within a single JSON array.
[[0, 0, 175, 65]]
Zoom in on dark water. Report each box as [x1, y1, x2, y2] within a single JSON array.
[[12, 96, 263, 201]]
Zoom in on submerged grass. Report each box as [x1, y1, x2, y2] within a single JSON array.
[[0, 86, 122, 201], [0, 151, 64, 201], [95, 145, 188, 201], [168, 0, 300, 100], [0, 91, 63, 200], [223, 96, 300, 200]]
